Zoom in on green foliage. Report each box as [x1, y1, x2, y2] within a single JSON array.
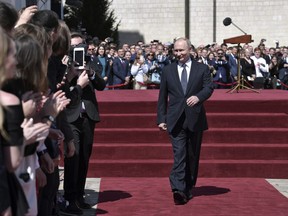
[[64, 0, 83, 31], [64, 0, 119, 42]]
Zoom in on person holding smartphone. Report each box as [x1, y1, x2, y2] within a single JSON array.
[[60, 32, 106, 215]]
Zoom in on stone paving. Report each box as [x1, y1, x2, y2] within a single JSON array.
[[58, 168, 100, 216], [266, 179, 288, 198]]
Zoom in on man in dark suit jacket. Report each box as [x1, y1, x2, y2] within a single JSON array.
[[228, 46, 238, 81], [157, 37, 213, 205], [62, 33, 106, 215], [112, 48, 130, 88]]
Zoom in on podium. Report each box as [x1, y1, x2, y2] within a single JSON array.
[[224, 35, 259, 93], [224, 34, 253, 44]]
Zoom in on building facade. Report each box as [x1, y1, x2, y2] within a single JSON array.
[[110, 0, 288, 48], [5, 0, 288, 48]]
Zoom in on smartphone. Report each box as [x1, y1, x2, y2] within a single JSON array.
[[26, 0, 37, 7], [73, 47, 85, 69]]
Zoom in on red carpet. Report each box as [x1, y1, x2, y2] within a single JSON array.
[[96, 177, 288, 216], [88, 89, 288, 178]]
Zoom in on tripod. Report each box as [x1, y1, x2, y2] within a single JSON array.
[[226, 43, 259, 93]]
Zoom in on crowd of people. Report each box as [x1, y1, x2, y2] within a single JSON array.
[[1, 1, 288, 216], [78, 35, 288, 91]]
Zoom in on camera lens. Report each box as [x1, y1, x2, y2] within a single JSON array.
[[19, 173, 30, 183]]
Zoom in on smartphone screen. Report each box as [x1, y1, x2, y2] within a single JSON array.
[[26, 0, 37, 7], [73, 48, 85, 68]]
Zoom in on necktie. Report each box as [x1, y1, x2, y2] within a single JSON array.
[[181, 64, 187, 93]]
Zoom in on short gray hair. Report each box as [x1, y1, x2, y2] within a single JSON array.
[[174, 37, 192, 49]]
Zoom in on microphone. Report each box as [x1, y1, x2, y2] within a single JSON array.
[[223, 17, 232, 26], [223, 17, 247, 35]]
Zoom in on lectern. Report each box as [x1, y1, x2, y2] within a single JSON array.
[[224, 34, 259, 93], [224, 34, 253, 44]]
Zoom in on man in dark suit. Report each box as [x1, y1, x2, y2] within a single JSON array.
[[157, 37, 213, 205], [228, 46, 238, 81], [112, 48, 130, 89], [62, 34, 106, 215]]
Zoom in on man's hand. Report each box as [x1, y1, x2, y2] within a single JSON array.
[[36, 167, 47, 188], [66, 140, 76, 158], [77, 70, 90, 88], [158, 123, 167, 131], [39, 153, 55, 174], [124, 76, 130, 85], [186, 96, 200, 107]]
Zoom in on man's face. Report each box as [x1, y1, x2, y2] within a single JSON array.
[[118, 49, 124, 58], [202, 49, 208, 58], [173, 39, 191, 63], [122, 43, 129, 51], [71, 37, 83, 46], [88, 44, 96, 55]]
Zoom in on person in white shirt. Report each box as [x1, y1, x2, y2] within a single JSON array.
[[251, 47, 269, 78], [131, 55, 149, 90]]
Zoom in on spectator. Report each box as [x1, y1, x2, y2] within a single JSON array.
[[130, 55, 148, 90], [111, 48, 130, 89], [228, 46, 238, 81], [240, 49, 256, 83], [212, 49, 231, 89], [251, 47, 269, 88], [96, 44, 111, 84], [62, 32, 106, 215]]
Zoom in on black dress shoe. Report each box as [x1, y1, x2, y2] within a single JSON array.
[[173, 191, 188, 205], [186, 191, 193, 200], [59, 201, 83, 215], [76, 199, 92, 209]]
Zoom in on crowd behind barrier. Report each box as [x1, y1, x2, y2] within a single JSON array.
[[84, 36, 288, 91]]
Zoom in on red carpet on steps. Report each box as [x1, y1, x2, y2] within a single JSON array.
[[89, 89, 288, 178], [96, 177, 288, 216]]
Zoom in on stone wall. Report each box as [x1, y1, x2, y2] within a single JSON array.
[[111, 0, 288, 48]]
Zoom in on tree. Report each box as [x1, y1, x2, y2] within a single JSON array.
[[81, 0, 120, 43], [63, 0, 83, 31]]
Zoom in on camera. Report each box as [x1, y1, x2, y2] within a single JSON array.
[[274, 40, 279, 48], [105, 37, 113, 43], [19, 172, 30, 182]]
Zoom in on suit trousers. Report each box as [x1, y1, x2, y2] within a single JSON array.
[[38, 166, 60, 216], [64, 115, 95, 202], [169, 112, 203, 193]]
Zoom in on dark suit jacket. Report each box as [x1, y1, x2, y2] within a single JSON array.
[[228, 54, 238, 77], [65, 71, 106, 123], [112, 57, 130, 85], [157, 60, 214, 133]]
